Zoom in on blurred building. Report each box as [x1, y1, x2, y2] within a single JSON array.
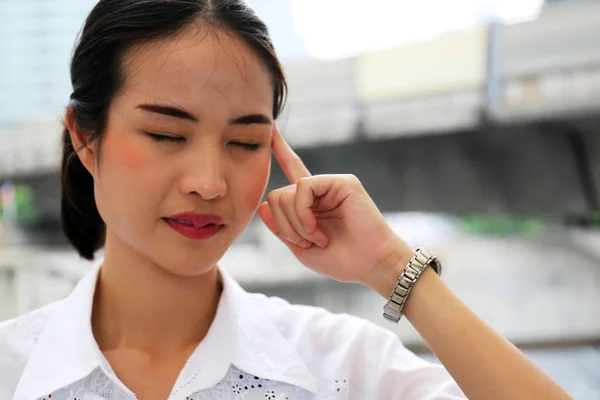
[[248, 0, 308, 62], [1, 1, 600, 397], [0, 0, 98, 128]]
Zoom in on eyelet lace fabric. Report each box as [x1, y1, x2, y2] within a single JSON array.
[[186, 366, 313, 400], [41, 365, 347, 400]]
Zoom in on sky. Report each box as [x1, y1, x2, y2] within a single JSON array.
[[287, 0, 545, 61]]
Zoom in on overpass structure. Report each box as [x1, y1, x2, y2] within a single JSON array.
[[1, 0, 600, 237]]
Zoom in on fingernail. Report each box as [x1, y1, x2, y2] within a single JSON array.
[[299, 240, 312, 249], [316, 236, 328, 248]]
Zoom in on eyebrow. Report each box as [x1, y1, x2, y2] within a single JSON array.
[[231, 114, 272, 125], [136, 103, 272, 125], [137, 104, 198, 122]]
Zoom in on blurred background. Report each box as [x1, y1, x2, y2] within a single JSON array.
[[1, 0, 600, 397]]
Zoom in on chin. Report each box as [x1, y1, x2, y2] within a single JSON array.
[[139, 224, 240, 278], [152, 246, 227, 279]]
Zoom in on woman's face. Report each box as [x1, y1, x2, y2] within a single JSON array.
[[92, 26, 274, 276]]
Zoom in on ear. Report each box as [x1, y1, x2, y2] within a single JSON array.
[[65, 105, 96, 175]]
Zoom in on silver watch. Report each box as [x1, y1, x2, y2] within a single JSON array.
[[383, 247, 442, 323]]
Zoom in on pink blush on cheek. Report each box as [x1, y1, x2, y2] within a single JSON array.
[[104, 133, 149, 170], [243, 158, 271, 209]]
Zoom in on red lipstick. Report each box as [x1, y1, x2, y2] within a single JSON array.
[[163, 212, 225, 240]]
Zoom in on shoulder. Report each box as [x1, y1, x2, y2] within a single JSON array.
[[0, 300, 62, 345], [247, 292, 465, 398], [0, 301, 63, 399], [250, 291, 390, 344], [249, 291, 405, 359]]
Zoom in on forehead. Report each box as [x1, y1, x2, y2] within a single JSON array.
[[119, 24, 274, 116]]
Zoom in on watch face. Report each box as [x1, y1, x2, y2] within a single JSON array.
[[432, 257, 442, 276]]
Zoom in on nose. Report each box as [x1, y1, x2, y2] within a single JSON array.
[[177, 145, 227, 200]]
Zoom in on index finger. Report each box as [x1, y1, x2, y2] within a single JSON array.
[[272, 123, 311, 184]]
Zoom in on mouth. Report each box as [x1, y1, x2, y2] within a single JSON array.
[[163, 213, 226, 240]]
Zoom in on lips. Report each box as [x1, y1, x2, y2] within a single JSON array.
[[164, 212, 226, 240]]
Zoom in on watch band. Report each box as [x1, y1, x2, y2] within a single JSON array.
[[383, 247, 442, 323]]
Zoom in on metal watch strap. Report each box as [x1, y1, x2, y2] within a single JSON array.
[[383, 247, 442, 323]]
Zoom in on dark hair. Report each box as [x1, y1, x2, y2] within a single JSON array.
[[61, 0, 287, 260]]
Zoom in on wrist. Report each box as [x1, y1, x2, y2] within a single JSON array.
[[363, 240, 415, 298]]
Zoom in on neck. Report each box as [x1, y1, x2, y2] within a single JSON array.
[[92, 231, 222, 358]]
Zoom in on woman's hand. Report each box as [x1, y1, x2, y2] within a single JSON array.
[[258, 129, 574, 400], [258, 125, 413, 286]]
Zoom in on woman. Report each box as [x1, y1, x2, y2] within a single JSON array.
[[0, 1, 571, 399]]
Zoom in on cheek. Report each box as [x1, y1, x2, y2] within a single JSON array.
[[96, 131, 160, 217], [240, 155, 271, 209], [102, 130, 149, 171]]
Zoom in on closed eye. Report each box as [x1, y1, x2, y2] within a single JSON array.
[[230, 142, 261, 151], [144, 132, 186, 143]]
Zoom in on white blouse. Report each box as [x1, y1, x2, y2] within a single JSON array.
[[0, 262, 465, 400]]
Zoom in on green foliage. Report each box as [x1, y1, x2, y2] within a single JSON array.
[[0, 183, 37, 224], [461, 215, 546, 237]]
